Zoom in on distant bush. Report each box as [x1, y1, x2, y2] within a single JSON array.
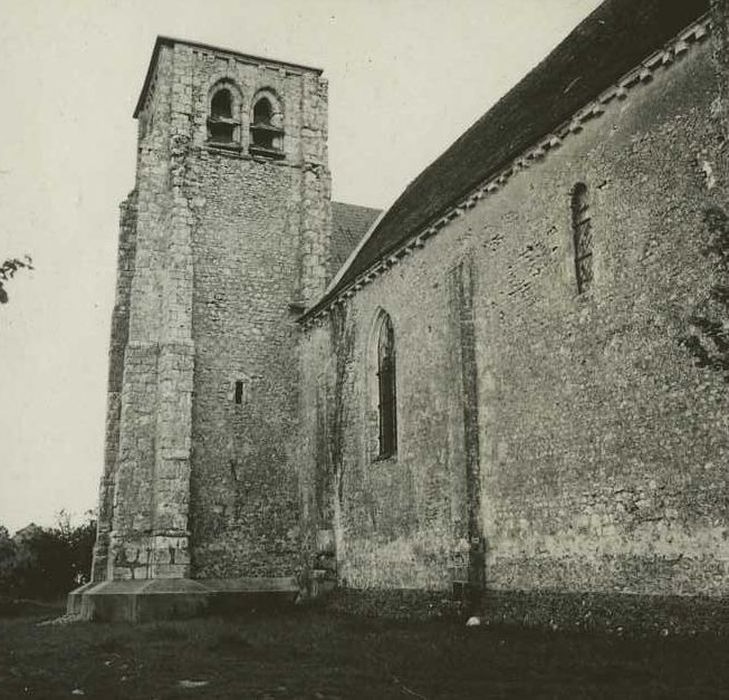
[[0, 511, 96, 600]]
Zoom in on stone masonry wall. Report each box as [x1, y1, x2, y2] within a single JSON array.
[[178, 47, 330, 578], [91, 190, 138, 581], [472, 38, 729, 596], [107, 43, 189, 581], [300, 36, 729, 597]]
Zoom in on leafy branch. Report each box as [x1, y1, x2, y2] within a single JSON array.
[[0, 255, 34, 304]]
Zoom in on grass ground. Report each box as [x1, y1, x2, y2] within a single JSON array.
[[2, 601, 729, 699]]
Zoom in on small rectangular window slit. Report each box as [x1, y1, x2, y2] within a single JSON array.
[[234, 380, 243, 404]]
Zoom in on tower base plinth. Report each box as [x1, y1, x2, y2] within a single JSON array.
[[66, 577, 299, 623]]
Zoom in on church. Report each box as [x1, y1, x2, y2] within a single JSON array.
[[70, 0, 729, 623]]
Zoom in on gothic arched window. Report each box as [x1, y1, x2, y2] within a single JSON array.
[[376, 313, 398, 459], [250, 92, 284, 157], [207, 83, 240, 147], [571, 182, 593, 293]]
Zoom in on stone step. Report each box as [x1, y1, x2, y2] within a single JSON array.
[[67, 576, 299, 623]]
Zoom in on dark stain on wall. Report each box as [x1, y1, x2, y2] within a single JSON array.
[[682, 206, 729, 381], [448, 260, 485, 602]]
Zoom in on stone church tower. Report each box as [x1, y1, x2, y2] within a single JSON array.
[[90, 38, 330, 591]]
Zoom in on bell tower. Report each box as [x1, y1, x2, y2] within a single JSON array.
[[77, 37, 331, 618]]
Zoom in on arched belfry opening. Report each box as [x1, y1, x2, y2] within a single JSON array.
[[250, 92, 284, 157], [207, 82, 241, 147], [253, 97, 272, 125], [211, 89, 233, 119]]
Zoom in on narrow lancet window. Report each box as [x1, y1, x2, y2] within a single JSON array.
[[377, 313, 398, 458], [572, 182, 593, 293]]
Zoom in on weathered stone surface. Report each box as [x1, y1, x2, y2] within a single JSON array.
[[84, 9, 729, 625], [68, 577, 298, 622], [299, 32, 729, 599], [90, 39, 330, 589]]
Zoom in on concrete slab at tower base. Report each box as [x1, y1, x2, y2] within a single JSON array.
[[67, 577, 299, 622]]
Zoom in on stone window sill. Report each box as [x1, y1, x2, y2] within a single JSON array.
[[206, 141, 243, 153], [372, 452, 398, 466], [249, 145, 285, 160]]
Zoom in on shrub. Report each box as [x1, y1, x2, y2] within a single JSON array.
[[0, 511, 96, 601]]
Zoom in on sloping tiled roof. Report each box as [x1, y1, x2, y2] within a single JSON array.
[[329, 202, 382, 280], [306, 0, 710, 318]]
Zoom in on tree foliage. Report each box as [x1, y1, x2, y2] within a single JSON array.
[[0, 511, 96, 600], [0, 255, 33, 305]]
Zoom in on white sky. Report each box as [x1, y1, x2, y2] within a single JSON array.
[[0, 0, 601, 533]]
